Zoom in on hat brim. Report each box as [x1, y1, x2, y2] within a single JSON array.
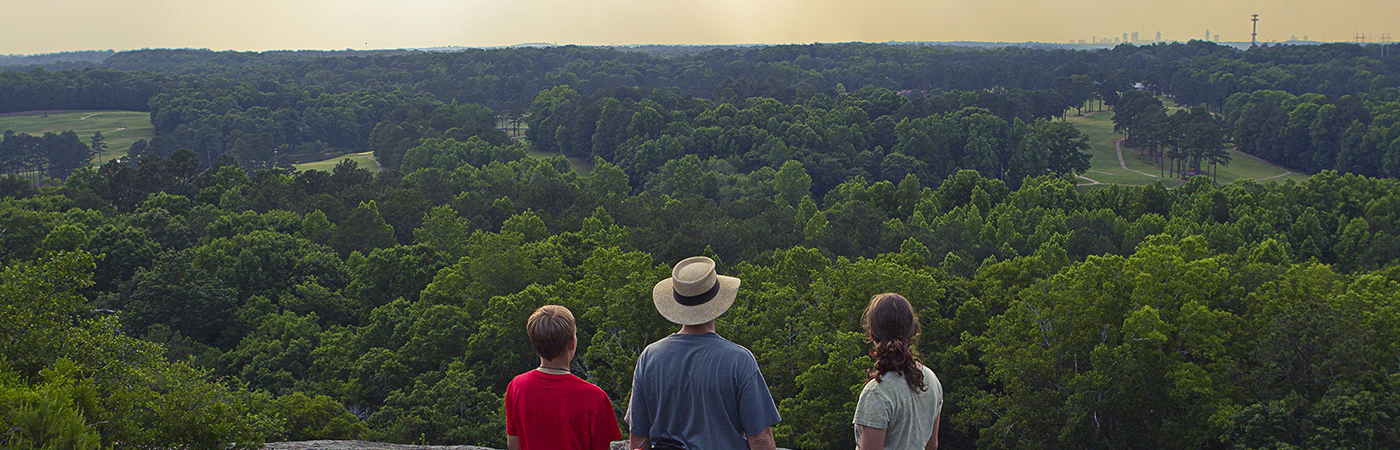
[[652, 275, 741, 325]]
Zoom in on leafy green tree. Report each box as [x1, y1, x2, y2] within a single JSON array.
[[2, 251, 275, 449], [414, 206, 469, 257], [1, 252, 101, 374], [124, 249, 239, 346], [39, 224, 88, 253], [975, 236, 1238, 449], [222, 312, 322, 394], [192, 230, 349, 302], [644, 154, 718, 199], [299, 209, 334, 246], [367, 362, 504, 447], [1032, 119, 1093, 176], [89, 131, 107, 162], [1170, 106, 1232, 179], [774, 160, 813, 208], [330, 201, 396, 257], [271, 392, 368, 441], [44, 131, 94, 180], [0, 360, 102, 450], [585, 157, 630, 198]]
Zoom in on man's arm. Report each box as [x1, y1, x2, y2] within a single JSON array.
[[630, 434, 649, 450], [507, 435, 520, 450], [924, 414, 940, 450], [747, 427, 777, 450]]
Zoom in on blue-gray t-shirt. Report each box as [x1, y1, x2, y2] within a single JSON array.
[[626, 332, 781, 450]]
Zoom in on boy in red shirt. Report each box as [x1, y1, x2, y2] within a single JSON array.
[[506, 305, 622, 450]]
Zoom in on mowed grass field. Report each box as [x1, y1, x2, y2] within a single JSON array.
[[1066, 110, 1310, 188], [292, 120, 580, 174], [0, 111, 154, 163], [293, 152, 381, 173]]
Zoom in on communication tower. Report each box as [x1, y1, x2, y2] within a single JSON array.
[[1251, 14, 1259, 47]]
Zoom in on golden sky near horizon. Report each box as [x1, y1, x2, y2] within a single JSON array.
[[3, 0, 1396, 54]]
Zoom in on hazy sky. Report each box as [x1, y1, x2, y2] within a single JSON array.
[[4, 0, 1396, 54]]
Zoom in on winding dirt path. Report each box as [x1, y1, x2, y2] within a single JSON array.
[[1115, 139, 1159, 178], [357, 151, 383, 171]]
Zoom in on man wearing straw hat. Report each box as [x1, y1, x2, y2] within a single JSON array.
[[626, 256, 781, 450]]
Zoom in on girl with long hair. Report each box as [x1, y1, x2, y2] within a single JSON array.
[[852, 293, 944, 450]]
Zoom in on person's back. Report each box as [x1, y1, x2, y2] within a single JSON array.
[[627, 256, 781, 450], [853, 365, 943, 450], [628, 332, 775, 449], [507, 370, 619, 450], [852, 293, 943, 450], [506, 305, 621, 450]]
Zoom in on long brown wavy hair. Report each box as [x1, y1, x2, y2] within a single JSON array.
[[862, 292, 926, 392]]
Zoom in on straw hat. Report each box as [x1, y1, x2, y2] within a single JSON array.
[[652, 256, 741, 325]]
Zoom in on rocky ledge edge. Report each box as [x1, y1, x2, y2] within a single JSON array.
[[264, 440, 633, 450]]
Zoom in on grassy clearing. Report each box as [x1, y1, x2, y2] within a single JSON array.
[[1066, 111, 1310, 188], [0, 110, 154, 163], [525, 145, 593, 176], [1068, 111, 1174, 187], [293, 152, 381, 173], [496, 117, 529, 141]]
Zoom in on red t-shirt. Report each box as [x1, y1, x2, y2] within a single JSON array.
[[505, 369, 622, 450]]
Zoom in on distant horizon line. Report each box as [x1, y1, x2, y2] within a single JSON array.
[[3, 38, 1387, 59]]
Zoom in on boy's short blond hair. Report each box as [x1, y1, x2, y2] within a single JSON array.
[[527, 305, 575, 360]]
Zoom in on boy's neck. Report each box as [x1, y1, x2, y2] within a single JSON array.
[[537, 356, 571, 374]]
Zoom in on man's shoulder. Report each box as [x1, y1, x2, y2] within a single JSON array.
[[645, 333, 757, 366], [650, 332, 748, 349]]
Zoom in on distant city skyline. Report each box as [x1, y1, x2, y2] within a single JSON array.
[[2, 0, 1395, 55]]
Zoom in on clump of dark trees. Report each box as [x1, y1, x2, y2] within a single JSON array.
[[3, 41, 1400, 450]]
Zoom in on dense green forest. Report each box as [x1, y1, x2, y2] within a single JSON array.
[[4, 41, 1398, 174], [3, 41, 1400, 449], [7, 156, 1400, 449]]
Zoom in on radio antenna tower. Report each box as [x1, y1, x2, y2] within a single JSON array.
[[1251, 14, 1259, 47]]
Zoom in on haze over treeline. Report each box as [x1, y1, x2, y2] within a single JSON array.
[[2, 0, 1395, 53], [2, 40, 1400, 449]]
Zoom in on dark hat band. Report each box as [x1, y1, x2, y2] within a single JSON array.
[[674, 282, 720, 306]]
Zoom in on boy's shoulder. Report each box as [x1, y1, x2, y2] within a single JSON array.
[[510, 370, 609, 395]]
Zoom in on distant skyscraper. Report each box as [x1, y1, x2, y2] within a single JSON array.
[[1156, 31, 1161, 42], [1123, 33, 1129, 43], [1132, 32, 1139, 43], [1206, 29, 1211, 41], [1215, 34, 1220, 41]]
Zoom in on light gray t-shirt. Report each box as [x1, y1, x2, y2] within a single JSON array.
[[852, 364, 943, 450]]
